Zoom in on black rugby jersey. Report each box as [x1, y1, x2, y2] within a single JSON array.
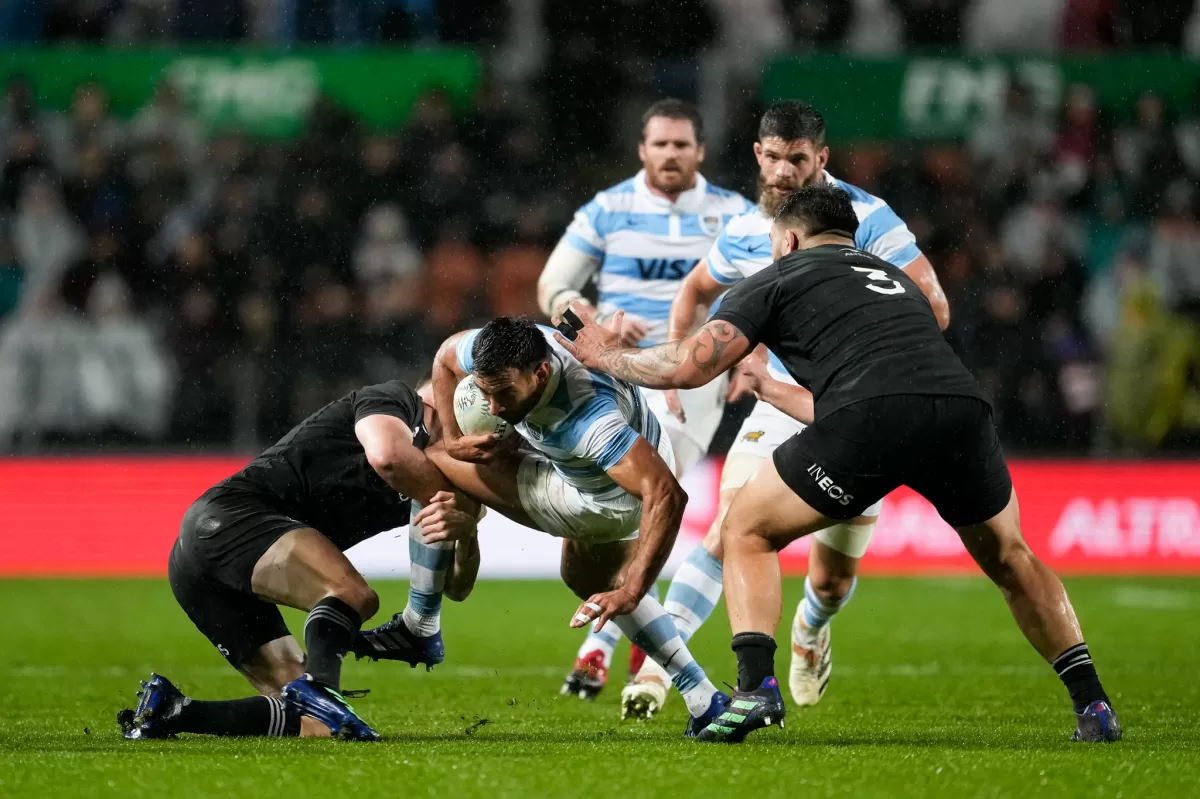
[[712, 244, 989, 419], [216, 380, 429, 550]]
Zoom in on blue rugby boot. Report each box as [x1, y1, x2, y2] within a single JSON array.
[[281, 674, 380, 742], [685, 690, 731, 738], [1072, 700, 1122, 743], [695, 677, 786, 743], [354, 613, 444, 671], [118, 673, 184, 740]]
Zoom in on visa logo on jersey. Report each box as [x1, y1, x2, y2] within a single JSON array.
[[807, 463, 855, 506], [634, 258, 697, 281]]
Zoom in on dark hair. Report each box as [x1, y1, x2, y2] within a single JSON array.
[[774, 184, 858, 239], [758, 101, 826, 147], [471, 317, 550, 377], [641, 98, 705, 144]]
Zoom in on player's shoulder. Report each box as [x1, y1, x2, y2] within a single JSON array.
[[824, 171, 890, 221], [719, 207, 771, 239], [585, 175, 641, 213], [703, 182, 756, 214], [350, 380, 421, 414]]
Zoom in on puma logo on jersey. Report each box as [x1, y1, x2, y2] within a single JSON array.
[[807, 463, 854, 506], [742, 430, 766, 442]]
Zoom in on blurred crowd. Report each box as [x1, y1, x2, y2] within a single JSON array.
[[0, 1, 1199, 454], [2, 0, 1199, 53], [0, 77, 567, 449], [836, 83, 1200, 453]]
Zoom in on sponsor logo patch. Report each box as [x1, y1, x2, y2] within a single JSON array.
[[806, 463, 854, 506]]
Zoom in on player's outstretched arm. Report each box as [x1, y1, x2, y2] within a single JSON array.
[[570, 437, 687, 630], [734, 350, 815, 425], [903, 254, 951, 331], [356, 414, 453, 504], [667, 260, 728, 342], [556, 301, 753, 390]]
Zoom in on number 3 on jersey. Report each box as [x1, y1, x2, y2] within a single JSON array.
[[852, 266, 905, 296]]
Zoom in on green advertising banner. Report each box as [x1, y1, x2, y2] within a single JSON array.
[[763, 55, 1200, 141], [0, 47, 481, 137]]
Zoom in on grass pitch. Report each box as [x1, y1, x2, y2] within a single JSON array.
[[1, 577, 1197, 798]]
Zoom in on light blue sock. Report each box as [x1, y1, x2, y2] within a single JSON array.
[[663, 545, 723, 643], [611, 594, 717, 717], [801, 575, 858, 630], [575, 583, 660, 666], [403, 500, 454, 636]]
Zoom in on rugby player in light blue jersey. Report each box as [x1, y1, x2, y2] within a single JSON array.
[[371, 317, 729, 737], [639, 101, 952, 709], [536, 99, 753, 714]]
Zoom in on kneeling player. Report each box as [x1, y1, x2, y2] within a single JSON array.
[[559, 185, 1121, 745], [365, 317, 730, 735], [119, 380, 480, 742]]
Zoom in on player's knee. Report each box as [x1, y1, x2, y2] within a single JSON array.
[[559, 558, 588, 600], [327, 578, 379, 621], [808, 570, 855, 602], [982, 537, 1037, 591]]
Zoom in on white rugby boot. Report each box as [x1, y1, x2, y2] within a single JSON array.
[[789, 603, 832, 706], [621, 657, 670, 720]]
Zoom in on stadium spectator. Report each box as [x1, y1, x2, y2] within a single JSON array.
[[1147, 180, 1200, 318], [12, 172, 86, 309]]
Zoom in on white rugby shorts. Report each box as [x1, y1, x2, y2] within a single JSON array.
[[642, 373, 727, 476], [516, 424, 677, 543]]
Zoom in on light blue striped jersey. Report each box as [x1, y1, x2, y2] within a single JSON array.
[[561, 169, 754, 347], [456, 326, 661, 499], [705, 171, 923, 382]]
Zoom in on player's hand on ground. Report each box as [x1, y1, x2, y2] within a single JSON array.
[[414, 491, 478, 543], [569, 586, 640, 631], [663, 389, 686, 422], [553, 301, 620, 370], [445, 432, 508, 464]]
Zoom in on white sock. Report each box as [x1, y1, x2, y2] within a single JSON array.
[[611, 594, 717, 717]]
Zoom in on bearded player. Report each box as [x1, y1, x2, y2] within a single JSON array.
[[536, 99, 753, 713], [632, 101, 951, 709]]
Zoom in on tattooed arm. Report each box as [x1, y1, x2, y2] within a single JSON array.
[[555, 303, 754, 389]]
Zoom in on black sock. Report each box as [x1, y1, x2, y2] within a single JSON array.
[[168, 696, 301, 737], [1052, 643, 1109, 714], [304, 597, 362, 689], [732, 632, 777, 692]]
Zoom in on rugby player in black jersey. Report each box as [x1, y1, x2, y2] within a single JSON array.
[[118, 380, 481, 742], [556, 184, 1120, 745]]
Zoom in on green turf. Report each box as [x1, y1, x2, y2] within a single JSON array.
[[1, 577, 1196, 798]]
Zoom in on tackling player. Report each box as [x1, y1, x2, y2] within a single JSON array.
[[642, 101, 951, 708], [118, 381, 480, 742], [382, 317, 731, 736], [536, 99, 753, 712], [558, 184, 1121, 745]]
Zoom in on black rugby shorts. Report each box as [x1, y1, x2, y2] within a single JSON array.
[[772, 395, 1013, 527]]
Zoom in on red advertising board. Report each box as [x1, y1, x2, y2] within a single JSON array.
[[0, 457, 1197, 576]]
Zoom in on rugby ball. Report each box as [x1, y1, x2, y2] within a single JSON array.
[[453, 376, 514, 439]]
